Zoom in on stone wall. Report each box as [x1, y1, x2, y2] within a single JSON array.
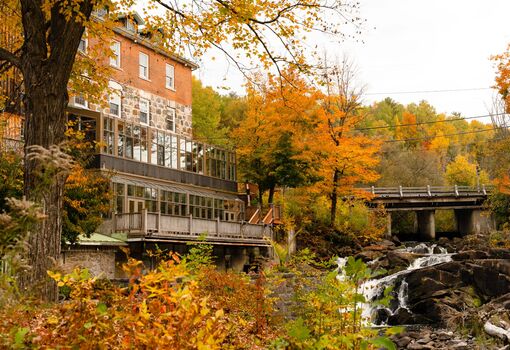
[[121, 85, 192, 138], [60, 249, 117, 279]]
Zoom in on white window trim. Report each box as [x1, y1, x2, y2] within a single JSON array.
[[139, 52, 149, 80], [166, 107, 176, 132], [108, 81, 122, 117], [73, 95, 88, 109], [110, 41, 121, 68], [165, 64, 175, 90], [139, 98, 150, 125]]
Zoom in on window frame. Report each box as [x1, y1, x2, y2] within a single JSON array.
[[139, 52, 149, 79], [110, 40, 121, 68], [165, 107, 176, 132], [73, 95, 88, 109], [165, 63, 175, 90], [139, 98, 150, 125]]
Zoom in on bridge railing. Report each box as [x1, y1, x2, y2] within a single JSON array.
[[362, 185, 494, 198]]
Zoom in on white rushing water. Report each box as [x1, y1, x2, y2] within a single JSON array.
[[337, 243, 453, 324]]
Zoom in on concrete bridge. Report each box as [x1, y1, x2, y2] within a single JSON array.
[[364, 185, 494, 240]]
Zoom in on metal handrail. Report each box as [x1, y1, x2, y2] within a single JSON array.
[[360, 185, 494, 197]]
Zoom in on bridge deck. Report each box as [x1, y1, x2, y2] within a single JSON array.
[[362, 185, 493, 211]]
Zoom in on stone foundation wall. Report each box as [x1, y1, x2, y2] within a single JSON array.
[[61, 249, 117, 279]]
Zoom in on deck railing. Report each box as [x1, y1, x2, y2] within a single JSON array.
[[113, 210, 272, 244]]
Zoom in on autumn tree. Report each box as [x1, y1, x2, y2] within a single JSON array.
[[234, 70, 319, 206], [0, 0, 363, 299], [445, 155, 489, 187], [312, 60, 380, 224]]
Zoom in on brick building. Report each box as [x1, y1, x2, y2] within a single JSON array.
[[64, 13, 273, 273]]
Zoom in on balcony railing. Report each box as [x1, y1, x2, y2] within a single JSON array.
[[113, 209, 272, 245]]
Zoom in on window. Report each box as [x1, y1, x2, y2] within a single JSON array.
[[78, 36, 87, 53], [165, 64, 175, 89], [132, 125, 148, 162], [103, 116, 114, 155], [165, 108, 176, 132], [114, 183, 125, 213], [126, 19, 135, 32], [139, 98, 149, 124], [139, 52, 149, 79], [109, 93, 121, 117], [151, 131, 178, 168], [189, 195, 213, 219], [73, 95, 87, 108], [110, 41, 121, 68], [160, 191, 187, 216], [108, 81, 122, 117]]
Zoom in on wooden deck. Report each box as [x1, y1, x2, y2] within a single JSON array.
[[112, 210, 273, 246]]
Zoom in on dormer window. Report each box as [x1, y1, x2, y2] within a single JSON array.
[[126, 19, 135, 32]]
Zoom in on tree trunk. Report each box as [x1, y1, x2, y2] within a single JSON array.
[[268, 184, 275, 204], [13, 0, 93, 300], [330, 169, 340, 226], [18, 73, 69, 301], [258, 187, 264, 208]]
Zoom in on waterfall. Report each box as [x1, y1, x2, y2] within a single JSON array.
[[337, 243, 454, 325]]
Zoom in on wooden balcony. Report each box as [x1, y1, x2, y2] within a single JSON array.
[[112, 209, 273, 246]]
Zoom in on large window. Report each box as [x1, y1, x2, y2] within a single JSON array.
[[165, 64, 175, 89], [114, 183, 125, 213], [110, 41, 121, 67], [139, 52, 149, 79], [189, 195, 213, 219], [127, 184, 157, 213], [160, 191, 187, 216], [139, 98, 149, 124], [180, 139, 193, 171], [117, 121, 133, 159], [132, 125, 148, 162], [151, 130, 178, 168], [103, 117, 114, 155]]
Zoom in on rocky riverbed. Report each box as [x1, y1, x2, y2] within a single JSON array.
[[356, 234, 510, 349]]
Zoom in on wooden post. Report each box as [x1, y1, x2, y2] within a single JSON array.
[[112, 211, 117, 234], [216, 217, 220, 237], [189, 213, 193, 236], [157, 211, 161, 233], [142, 208, 148, 235]]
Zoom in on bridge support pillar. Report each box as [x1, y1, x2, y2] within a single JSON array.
[[386, 212, 392, 238], [455, 209, 495, 235], [417, 210, 435, 240]]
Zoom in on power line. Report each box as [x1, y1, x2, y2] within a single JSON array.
[[365, 87, 494, 96], [383, 126, 504, 143], [355, 112, 507, 132]]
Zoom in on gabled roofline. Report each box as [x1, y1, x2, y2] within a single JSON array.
[[113, 26, 199, 70]]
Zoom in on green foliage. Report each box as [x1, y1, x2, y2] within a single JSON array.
[[446, 155, 490, 187], [273, 256, 398, 349], [0, 198, 44, 303], [192, 78, 229, 145], [184, 235, 214, 272]]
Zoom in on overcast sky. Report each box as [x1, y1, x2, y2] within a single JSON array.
[[194, 0, 510, 119]]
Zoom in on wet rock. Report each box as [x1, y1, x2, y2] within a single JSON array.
[[388, 308, 415, 325], [471, 263, 510, 297], [394, 336, 412, 348], [387, 251, 419, 268], [452, 250, 489, 261]]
